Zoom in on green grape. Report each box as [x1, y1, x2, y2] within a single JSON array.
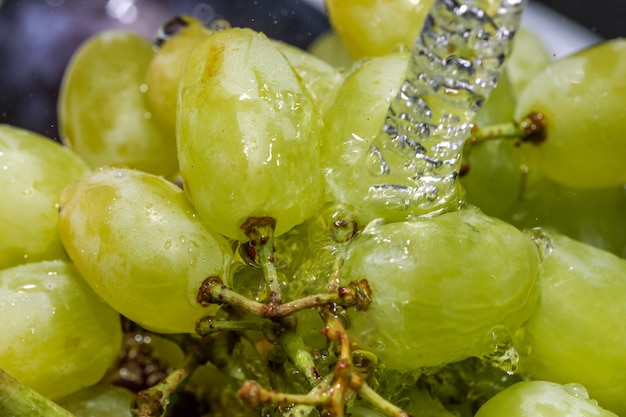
[[321, 54, 408, 222], [325, 0, 436, 58], [461, 73, 526, 219], [57, 384, 135, 417], [178, 27, 325, 241], [308, 30, 354, 69], [475, 381, 618, 417], [514, 38, 626, 189], [505, 28, 551, 99], [515, 230, 626, 416], [58, 167, 234, 334], [505, 172, 626, 258], [0, 260, 122, 400], [145, 16, 212, 135], [274, 40, 345, 113], [0, 124, 90, 270], [340, 206, 540, 371], [58, 30, 178, 178]]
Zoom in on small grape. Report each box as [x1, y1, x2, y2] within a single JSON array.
[[58, 167, 234, 334], [178, 27, 325, 240], [57, 384, 136, 417], [506, 28, 551, 99], [475, 381, 618, 417], [515, 230, 626, 416], [0, 124, 89, 270], [58, 30, 178, 178], [341, 206, 540, 371], [514, 38, 626, 189], [0, 260, 122, 400]]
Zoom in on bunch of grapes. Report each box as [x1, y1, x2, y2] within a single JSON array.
[[1, 1, 625, 416]]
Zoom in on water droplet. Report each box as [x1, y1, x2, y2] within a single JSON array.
[[179, 236, 186, 243], [139, 83, 148, 93], [562, 383, 590, 400], [47, 271, 58, 276], [114, 170, 126, 178], [480, 326, 519, 374], [164, 239, 172, 250]]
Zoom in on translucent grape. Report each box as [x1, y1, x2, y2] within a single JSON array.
[[274, 40, 345, 113], [177, 27, 325, 240], [58, 30, 178, 178], [0, 124, 90, 270], [475, 381, 618, 417], [0, 260, 122, 400], [505, 28, 551, 99], [58, 167, 234, 334], [57, 384, 135, 417], [515, 230, 626, 416], [341, 206, 540, 371], [308, 30, 354, 69], [515, 38, 626, 189], [145, 15, 212, 136], [325, 0, 436, 58]]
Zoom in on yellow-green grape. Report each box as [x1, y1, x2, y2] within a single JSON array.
[[58, 30, 178, 178], [505, 172, 626, 258], [57, 384, 135, 417], [145, 16, 212, 135], [274, 41, 345, 113], [514, 38, 626, 189], [58, 167, 234, 334], [178, 28, 325, 241], [308, 30, 354, 69], [475, 381, 619, 417], [0, 125, 89, 270], [0, 260, 122, 400], [461, 74, 526, 219], [506, 28, 551, 99], [321, 54, 408, 223], [341, 206, 540, 371], [324, 0, 435, 58], [515, 231, 626, 416]]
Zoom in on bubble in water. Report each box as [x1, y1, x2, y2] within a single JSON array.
[[114, 170, 126, 178], [526, 227, 554, 259]]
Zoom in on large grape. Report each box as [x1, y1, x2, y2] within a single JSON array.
[[58, 167, 234, 334], [515, 231, 626, 416], [324, 0, 435, 58], [0, 260, 122, 400], [475, 381, 618, 417], [0, 124, 89, 270], [505, 28, 551, 99], [58, 30, 178, 178], [340, 206, 540, 371], [514, 38, 626, 189], [178, 27, 325, 240]]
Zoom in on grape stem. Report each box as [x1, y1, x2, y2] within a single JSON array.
[[240, 217, 282, 305], [197, 276, 372, 318], [0, 368, 75, 417], [132, 352, 200, 417], [471, 112, 547, 146], [236, 309, 410, 417]]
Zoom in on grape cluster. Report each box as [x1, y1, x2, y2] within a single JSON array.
[[0, 1, 625, 417]]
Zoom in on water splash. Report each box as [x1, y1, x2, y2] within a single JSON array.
[[359, 0, 527, 218]]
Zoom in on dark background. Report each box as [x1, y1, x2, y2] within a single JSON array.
[[0, 0, 623, 141]]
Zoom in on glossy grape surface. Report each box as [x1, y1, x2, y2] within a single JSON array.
[[178, 27, 324, 240], [516, 231, 626, 416], [341, 206, 540, 370], [515, 38, 626, 189], [0, 124, 89, 270], [58, 30, 178, 178], [0, 260, 122, 400], [58, 167, 234, 333], [475, 381, 618, 417]]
